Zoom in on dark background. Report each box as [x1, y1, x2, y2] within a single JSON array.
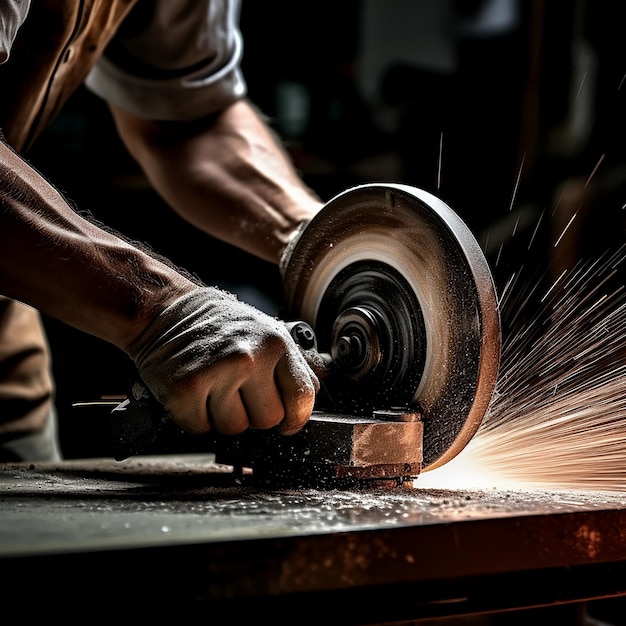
[[22, 0, 626, 459]]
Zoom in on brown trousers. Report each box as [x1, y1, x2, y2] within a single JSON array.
[[0, 298, 54, 439], [0, 0, 138, 445]]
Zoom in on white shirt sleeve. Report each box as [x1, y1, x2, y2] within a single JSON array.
[[0, 0, 30, 64], [84, 0, 247, 121]]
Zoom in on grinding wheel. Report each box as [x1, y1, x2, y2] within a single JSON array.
[[281, 183, 501, 471]]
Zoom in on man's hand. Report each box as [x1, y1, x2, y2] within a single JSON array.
[[126, 286, 320, 437]]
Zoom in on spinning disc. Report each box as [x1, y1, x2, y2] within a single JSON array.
[[282, 184, 501, 470]]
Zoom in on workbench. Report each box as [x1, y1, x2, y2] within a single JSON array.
[[2, 454, 626, 624]]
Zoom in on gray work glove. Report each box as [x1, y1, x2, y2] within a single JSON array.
[[126, 286, 319, 437]]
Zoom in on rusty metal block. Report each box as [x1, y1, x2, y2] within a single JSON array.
[[213, 410, 423, 487]]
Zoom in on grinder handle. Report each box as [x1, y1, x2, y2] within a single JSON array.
[[284, 320, 331, 380]]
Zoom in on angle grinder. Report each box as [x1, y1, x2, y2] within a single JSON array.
[[111, 183, 501, 487]]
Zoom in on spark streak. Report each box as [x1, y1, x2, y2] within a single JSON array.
[[418, 238, 626, 492], [553, 213, 578, 248]]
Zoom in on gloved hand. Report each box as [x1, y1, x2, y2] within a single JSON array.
[[126, 286, 319, 436]]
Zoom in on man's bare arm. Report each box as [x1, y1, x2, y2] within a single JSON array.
[[108, 98, 323, 265], [0, 137, 318, 434], [0, 137, 192, 348]]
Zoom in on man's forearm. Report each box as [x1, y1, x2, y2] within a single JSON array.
[[0, 138, 195, 349], [109, 98, 323, 264]]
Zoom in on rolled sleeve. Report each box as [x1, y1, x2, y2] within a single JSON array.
[[85, 0, 247, 121], [0, 0, 31, 64]]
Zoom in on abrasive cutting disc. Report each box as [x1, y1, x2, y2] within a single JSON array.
[[282, 183, 501, 471]]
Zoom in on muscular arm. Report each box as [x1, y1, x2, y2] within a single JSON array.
[[0, 136, 318, 435], [108, 98, 323, 265], [0, 137, 193, 350]]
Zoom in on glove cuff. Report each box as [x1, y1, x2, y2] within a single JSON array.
[[126, 286, 237, 393]]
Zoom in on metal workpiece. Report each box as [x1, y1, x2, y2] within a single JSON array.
[[213, 409, 424, 488]]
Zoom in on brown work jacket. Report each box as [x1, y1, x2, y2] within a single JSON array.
[[0, 0, 139, 153], [0, 0, 138, 438]]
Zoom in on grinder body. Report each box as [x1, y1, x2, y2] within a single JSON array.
[[112, 183, 501, 487]]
